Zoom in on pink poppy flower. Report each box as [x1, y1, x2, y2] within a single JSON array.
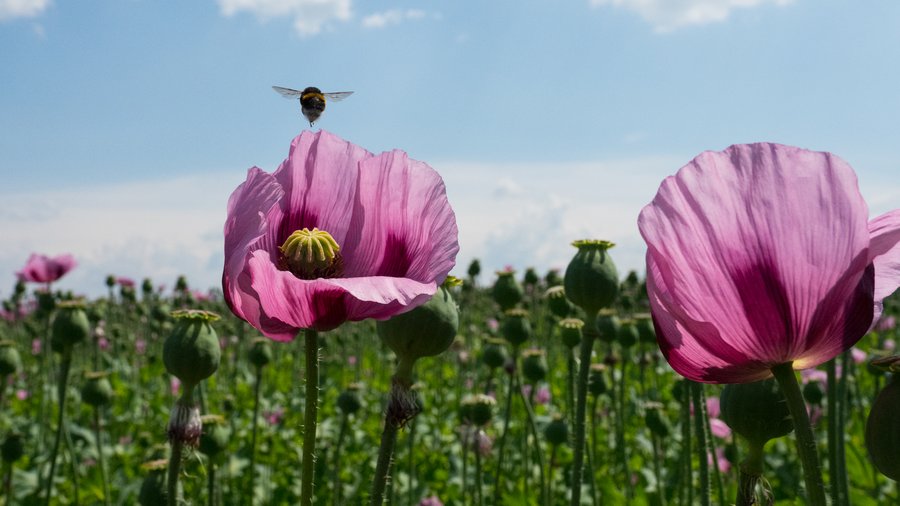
[[639, 143, 900, 383], [223, 130, 458, 340], [418, 496, 444, 506], [876, 315, 897, 332], [535, 385, 551, 405], [851, 347, 867, 365], [16, 253, 77, 284], [706, 397, 720, 418], [709, 417, 732, 439], [16, 389, 29, 401], [116, 277, 135, 287]]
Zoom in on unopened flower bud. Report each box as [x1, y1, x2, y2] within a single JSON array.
[[163, 310, 221, 389], [501, 309, 531, 347], [564, 240, 619, 316], [720, 378, 793, 448], [492, 270, 523, 311]]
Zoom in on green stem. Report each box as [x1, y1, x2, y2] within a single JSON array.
[[617, 355, 632, 500], [249, 366, 263, 505], [517, 381, 547, 506], [167, 439, 183, 506], [827, 359, 839, 505], [94, 409, 110, 506], [771, 362, 827, 506], [691, 381, 711, 506], [475, 433, 484, 506], [492, 348, 518, 504], [570, 313, 597, 506], [370, 402, 400, 505], [837, 351, 850, 506], [207, 461, 217, 506], [567, 349, 576, 433], [43, 349, 71, 506], [300, 329, 319, 506], [681, 381, 693, 506], [332, 413, 349, 506], [736, 443, 764, 506], [407, 416, 416, 506]]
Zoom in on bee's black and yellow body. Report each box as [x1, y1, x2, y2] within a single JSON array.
[[299, 87, 327, 126]]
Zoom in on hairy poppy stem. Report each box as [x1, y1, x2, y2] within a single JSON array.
[[300, 329, 319, 506], [43, 349, 71, 506], [771, 362, 827, 506], [570, 313, 597, 506], [691, 381, 711, 506], [249, 366, 263, 505]]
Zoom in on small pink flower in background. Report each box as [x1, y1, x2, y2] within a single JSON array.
[[219, 338, 228, 350], [16, 389, 28, 401], [475, 430, 493, 457], [170, 377, 181, 396], [98, 337, 109, 351], [31, 338, 41, 355], [708, 447, 731, 474], [801, 368, 828, 386], [709, 417, 732, 439], [486, 318, 499, 333], [886, 339, 896, 352], [222, 130, 459, 340], [135, 339, 147, 355], [457, 350, 470, 364], [265, 407, 285, 425], [851, 347, 867, 365], [16, 253, 77, 284], [521, 384, 533, 398], [706, 397, 720, 418], [119, 435, 132, 446], [809, 406, 823, 426], [535, 385, 551, 405], [640, 143, 900, 383], [417, 496, 444, 506], [192, 289, 210, 302], [876, 315, 897, 332], [347, 355, 358, 366], [116, 277, 135, 287]]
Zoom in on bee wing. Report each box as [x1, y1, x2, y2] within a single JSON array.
[[323, 91, 354, 102], [272, 86, 304, 99]]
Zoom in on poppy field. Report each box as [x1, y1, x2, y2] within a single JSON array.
[[2, 133, 900, 506]]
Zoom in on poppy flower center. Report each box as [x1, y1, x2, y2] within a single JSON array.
[[278, 228, 344, 280]]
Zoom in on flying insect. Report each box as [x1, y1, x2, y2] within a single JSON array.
[[272, 86, 354, 126]]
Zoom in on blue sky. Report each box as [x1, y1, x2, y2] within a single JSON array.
[[2, 0, 900, 297]]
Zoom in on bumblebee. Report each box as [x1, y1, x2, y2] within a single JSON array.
[[272, 86, 353, 126]]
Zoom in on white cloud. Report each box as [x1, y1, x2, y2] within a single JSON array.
[[217, 0, 351, 36], [0, 0, 50, 21], [590, 0, 794, 32], [361, 8, 425, 29]]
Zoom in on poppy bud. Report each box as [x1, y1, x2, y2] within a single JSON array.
[[564, 240, 619, 317], [377, 282, 460, 364], [0, 341, 22, 377], [617, 319, 639, 349], [460, 394, 495, 426], [588, 364, 609, 397], [1, 432, 24, 463], [199, 415, 229, 458], [866, 376, 900, 481], [105, 275, 116, 288], [523, 267, 540, 288], [248, 337, 273, 369], [492, 271, 523, 311], [544, 414, 568, 446], [51, 301, 90, 353], [545, 269, 562, 287], [596, 311, 621, 344], [163, 310, 221, 389], [481, 338, 508, 369], [467, 259, 482, 279], [545, 286, 574, 319], [720, 378, 793, 448], [558, 318, 584, 349], [501, 309, 531, 347], [175, 275, 188, 292], [142, 278, 154, 296], [521, 349, 547, 384], [81, 371, 114, 408], [337, 384, 363, 415]]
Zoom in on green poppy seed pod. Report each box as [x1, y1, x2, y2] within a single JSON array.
[[544, 415, 568, 446], [105, 275, 116, 288], [625, 270, 640, 288], [36, 290, 55, 315], [866, 376, 900, 481], [0, 341, 22, 377], [199, 415, 229, 458], [501, 309, 532, 347], [564, 240, 619, 317], [14, 280, 25, 297], [377, 284, 460, 364], [81, 371, 114, 408], [634, 314, 656, 344], [121, 285, 136, 302], [468, 259, 481, 279], [803, 381, 824, 406], [481, 338, 509, 369], [142, 278, 154, 295], [175, 275, 188, 292], [523, 267, 540, 287], [645, 403, 671, 438], [720, 378, 793, 448], [152, 303, 171, 324], [460, 394, 496, 426], [545, 286, 573, 319], [588, 363, 609, 397], [163, 310, 221, 388], [138, 462, 168, 506], [51, 301, 90, 353], [492, 271, 523, 311], [337, 385, 363, 415], [1, 432, 24, 463], [595, 311, 621, 344], [248, 337, 273, 369], [617, 319, 639, 349], [521, 349, 547, 384], [545, 269, 562, 287], [558, 318, 584, 349]]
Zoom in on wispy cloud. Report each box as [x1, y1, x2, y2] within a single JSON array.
[[589, 0, 794, 32], [217, 0, 352, 36], [361, 8, 425, 29], [0, 0, 51, 21]]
